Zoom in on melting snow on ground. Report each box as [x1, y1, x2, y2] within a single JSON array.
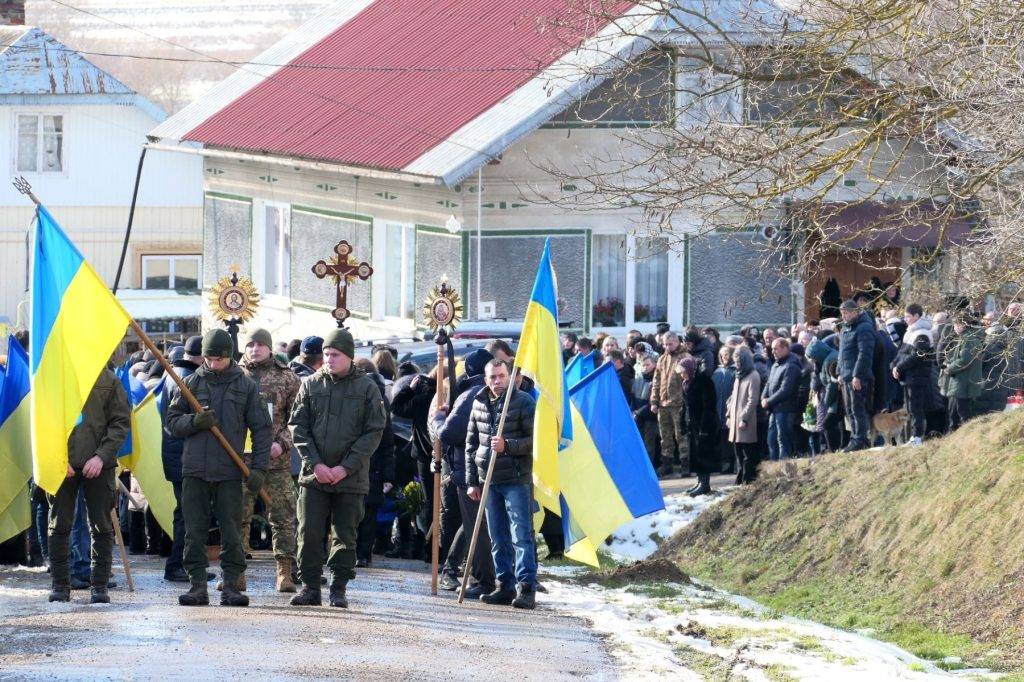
[[543, 488, 989, 681]]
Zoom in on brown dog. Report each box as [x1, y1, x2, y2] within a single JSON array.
[[872, 407, 910, 446]]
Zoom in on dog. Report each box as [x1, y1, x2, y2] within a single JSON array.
[[871, 407, 910, 446]]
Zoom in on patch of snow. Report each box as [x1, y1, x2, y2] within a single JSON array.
[[606, 490, 728, 561]]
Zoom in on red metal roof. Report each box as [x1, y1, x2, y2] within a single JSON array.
[[183, 0, 635, 171]]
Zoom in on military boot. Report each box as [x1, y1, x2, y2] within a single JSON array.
[[90, 586, 110, 604], [290, 586, 322, 606], [48, 581, 70, 603], [276, 558, 297, 593], [512, 582, 536, 610], [221, 583, 249, 607], [178, 582, 209, 606], [329, 580, 348, 608]]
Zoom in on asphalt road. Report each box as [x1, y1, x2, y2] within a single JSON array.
[[0, 553, 611, 681]]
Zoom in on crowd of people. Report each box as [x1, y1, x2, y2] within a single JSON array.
[[561, 297, 1024, 497], [8, 327, 543, 610], [6, 294, 1022, 609]]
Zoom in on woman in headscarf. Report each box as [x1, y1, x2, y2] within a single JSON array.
[[677, 355, 718, 496], [726, 345, 762, 484]]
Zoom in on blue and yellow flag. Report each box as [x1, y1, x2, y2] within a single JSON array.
[[559, 362, 665, 565], [564, 350, 599, 388], [31, 206, 130, 494], [514, 239, 572, 514], [0, 336, 32, 544], [124, 387, 176, 536], [115, 361, 150, 458]]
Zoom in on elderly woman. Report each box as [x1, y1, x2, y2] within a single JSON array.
[[678, 356, 719, 497], [726, 346, 762, 484], [711, 345, 736, 475]]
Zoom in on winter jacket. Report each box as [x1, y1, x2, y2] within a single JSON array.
[[807, 336, 840, 417], [711, 365, 736, 426], [288, 366, 388, 494], [68, 368, 130, 470], [465, 388, 535, 488], [616, 363, 636, 403], [977, 326, 1009, 413], [240, 355, 301, 471], [838, 311, 877, 383], [892, 319, 934, 388], [166, 361, 271, 482], [650, 348, 686, 408], [364, 372, 396, 507], [161, 359, 199, 482], [430, 375, 485, 488], [391, 373, 435, 463], [690, 337, 717, 377], [289, 359, 318, 378], [761, 354, 803, 413], [795, 355, 813, 415], [940, 327, 984, 399], [632, 370, 654, 410], [726, 367, 760, 444], [874, 329, 899, 412], [684, 373, 719, 475]]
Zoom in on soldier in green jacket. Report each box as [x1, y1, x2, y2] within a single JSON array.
[[166, 329, 272, 607], [940, 312, 984, 431], [288, 328, 387, 608], [48, 368, 130, 604]]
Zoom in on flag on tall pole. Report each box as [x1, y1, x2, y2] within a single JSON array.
[[559, 363, 665, 564], [124, 387, 176, 536], [0, 335, 32, 544], [513, 238, 572, 514], [31, 205, 131, 494]]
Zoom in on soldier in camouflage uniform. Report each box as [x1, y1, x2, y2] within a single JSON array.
[[238, 328, 301, 593]]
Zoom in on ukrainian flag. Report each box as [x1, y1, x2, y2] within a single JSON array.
[[514, 238, 571, 514], [565, 350, 599, 388], [0, 336, 32, 544], [124, 387, 176, 536], [559, 362, 665, 565], [31, 206, 130, 494]]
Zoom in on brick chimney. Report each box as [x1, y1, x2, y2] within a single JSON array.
[[0, 0, 25, 26]]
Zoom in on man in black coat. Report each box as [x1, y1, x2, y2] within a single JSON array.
[[761, 338, 802, 461], [465, 359, 537, 610]]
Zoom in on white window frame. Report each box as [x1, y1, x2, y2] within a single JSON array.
[[13, 112, 66, 175], [382, 222, 416, 321], [591, 232, 683, 333], [254, 200, 291, 301], [141, 254, 202, 290]]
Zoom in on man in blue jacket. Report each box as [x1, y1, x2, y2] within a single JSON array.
[[760, 338, 802, 460], [838, 300, 878, 451]]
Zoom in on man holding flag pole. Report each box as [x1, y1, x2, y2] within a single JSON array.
[[17, 177, 272, 605]]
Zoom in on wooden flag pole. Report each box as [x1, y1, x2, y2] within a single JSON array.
[[128, 319, 271, 507], [430, 341, 446, 595], [458, 365, 519, 604], [110, 484, 135, 592]]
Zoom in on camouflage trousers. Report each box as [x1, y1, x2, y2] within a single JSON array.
[[240, 468, 297, 560]]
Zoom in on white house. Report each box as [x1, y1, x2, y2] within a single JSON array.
[[0, 2, 203, 337], [147, 0, 957, 344]]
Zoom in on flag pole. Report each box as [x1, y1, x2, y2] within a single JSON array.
[[430, 338, 445, 596], [127, 319, 271, 507], [458, 365, 519, 604]]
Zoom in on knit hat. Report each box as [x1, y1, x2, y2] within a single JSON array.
[[184, 335, 203, 356], [839, 300, 859, 312], [300, 335, 324, 355], [201, 329, 234, 358], [323, 328, 356, 359], [463, 348, 494, 378], [243, 327, 273, 349]]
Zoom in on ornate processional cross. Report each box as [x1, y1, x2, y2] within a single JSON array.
[[311, 240, 374, 328]]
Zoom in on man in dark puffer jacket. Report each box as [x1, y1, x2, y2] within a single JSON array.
[[465, 359, 536, 610]]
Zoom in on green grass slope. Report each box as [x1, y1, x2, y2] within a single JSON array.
[[658, 410, 1024, 673]]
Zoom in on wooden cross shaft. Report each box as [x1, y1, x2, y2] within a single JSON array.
[[311, 240, 374, 327]]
